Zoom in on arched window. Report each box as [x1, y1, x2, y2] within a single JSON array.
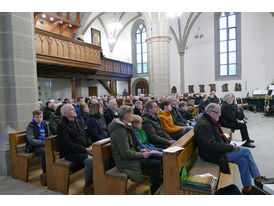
[[135, 24, 148, 74], [215, 12, 241, 80]]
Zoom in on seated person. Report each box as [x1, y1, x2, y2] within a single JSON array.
[[167, 96, 193, 132], [134, 101, 143, 116], [142, 101, 175, 149], [26, 110, 49, 186], [57, 104, 93, 195], [132, 115, 161, 153], [49, 104, 64, 135], [75, 97, 85, 116], [178, 101, 196, 126], [158, 100, 185, 140], [194, 103, 266, 194], [108, 105, 162, 194], [104, 99, 119, 126], [194, 93, 202, 105], [76, 103, 90, 130], [219, 94, 255, 148], [208, 90, 219, 104], [43, 101, 54, 121], [187, 96, 195, 107], [199, 95, 209, 114], [87, 103, 108, 143]]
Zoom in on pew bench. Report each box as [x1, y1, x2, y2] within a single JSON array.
[[163, 128, 235, 195], [45, 135, 84, 194], [92, 138, 129, 195], [9, 131, 38, 182]]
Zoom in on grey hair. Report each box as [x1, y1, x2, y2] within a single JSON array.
[[108, 99, 117, 107], [118, 105, 133, 120], [205, 103, 218, 113], [61, 104, 73, 116], [223, 93, 232, 101], [134, 100, 142, 106]]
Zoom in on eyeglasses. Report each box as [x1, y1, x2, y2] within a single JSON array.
[[212, 110, 221, 115]]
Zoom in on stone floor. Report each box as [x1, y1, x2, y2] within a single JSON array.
[[0, 110, 273, 195]]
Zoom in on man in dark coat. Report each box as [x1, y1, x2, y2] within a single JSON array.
[[104, 99, 119, 126], [57, 104, 93, 194], [194, 103, 264, 194], [219, 94, 255, 148], [142, 101, 175, 149], [133, 100, 143, 116]]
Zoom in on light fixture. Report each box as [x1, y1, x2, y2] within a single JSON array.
[[50, 17, 54, 21], [69, 24, 72, 27], [59, 21, 63, 24], [107, 13, 122, 43], [194, 27, 204, 39], [41, 14, 46, 18]]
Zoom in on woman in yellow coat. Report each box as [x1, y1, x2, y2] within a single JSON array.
[[158, 100, 185, 140]]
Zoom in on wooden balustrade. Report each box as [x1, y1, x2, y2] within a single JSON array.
[[35, 28, 101, 69], [101, 58, 132, 75]]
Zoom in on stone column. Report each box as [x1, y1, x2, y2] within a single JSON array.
[[75, 78, 82, 98], [146, 13, 171, 97], [0, 12, 38, 175], [179, 51, 185, 94]]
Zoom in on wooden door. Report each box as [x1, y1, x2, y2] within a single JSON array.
[[135, 80, 149, 95], [89, 86, 98, 97]]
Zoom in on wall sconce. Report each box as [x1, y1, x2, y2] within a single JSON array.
[[194, 27, 204, 39]]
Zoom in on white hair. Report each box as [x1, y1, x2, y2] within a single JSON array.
[[223, 93, 232, 101], [108, 99, 117, 107], [205, 103, 218, 113], [61, 104, 73, 116], [50, 99, 55, 103]]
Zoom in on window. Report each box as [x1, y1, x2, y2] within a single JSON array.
[[135, 24, 148, 74], [215, 12, 241, 80]]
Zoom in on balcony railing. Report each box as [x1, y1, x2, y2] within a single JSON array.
[[101, 57, 132, 76]]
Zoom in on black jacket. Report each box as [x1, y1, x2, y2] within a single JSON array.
[[87, 115, 108, 143], [199, 100, 209, 114], [208, 95, 219, 104], [26, 121, 49, 152], [142, 111, 172, 149], [134, 107, 143, 116], [194, 113, 234, 174], [43, 107, 54, 121], [219, 102, 238, 128], [57, 116, 90, 163], [170, 106, 188, 126], [104, 108, 119, 126]]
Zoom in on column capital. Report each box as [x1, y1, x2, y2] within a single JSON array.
[[146, 36, 172, 44]]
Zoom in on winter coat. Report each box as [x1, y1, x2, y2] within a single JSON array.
[[104, 108, 119, 126], [142, 111, 172, 148], [108, 118, 144, 181], [57, 116, 90, 163], [49, 114, 62, 135], [26, 121, 49, 152], [158, 109, 182, 134], [194, 113, 234, 174], [170, 106, 188, 126], [219, 102, 238, 128], [43, 107, 54, 121], [87, 115, 108, 143], [133, 127, 155, 150], [134, 107, 143, 116], [199, 100, 209, 114]]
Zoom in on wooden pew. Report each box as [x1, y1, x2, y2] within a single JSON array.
[[45, 135, 84, 194], [92, 138, 128, 195], [9, 131, 38, 182], [163, 128, 235, 195]]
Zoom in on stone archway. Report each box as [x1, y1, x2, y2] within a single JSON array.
[[132, 78, 149, 96]]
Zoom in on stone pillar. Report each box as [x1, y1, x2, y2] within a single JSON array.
[[75, 78, 82, 98], [0, 12, 38, 175], [146, 13, 171, 97], [179, 51, 185, 94]]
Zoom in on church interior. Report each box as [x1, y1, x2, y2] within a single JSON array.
[[1, 0, 274, 201]]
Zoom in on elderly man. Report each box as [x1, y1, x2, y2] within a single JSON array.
[[134, 100, 143, 116], [142, 100, 175, 149], [104, 99, 119, 126], [194, 103, 265, 194], [108, 105, 162, 194], [219, 94, 255, 148], [57, 104, 93, 195]]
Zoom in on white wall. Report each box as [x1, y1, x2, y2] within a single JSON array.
[[81, 80, 110, 97], [168, 12, 274, 98], [116, 81, 128, 95]]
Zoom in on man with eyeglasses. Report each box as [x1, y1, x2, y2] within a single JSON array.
[[219, 93, 255, 148], [194, 103, 266, 194]]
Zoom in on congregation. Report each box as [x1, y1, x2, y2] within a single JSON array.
[[25, 90, 269, 195]]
